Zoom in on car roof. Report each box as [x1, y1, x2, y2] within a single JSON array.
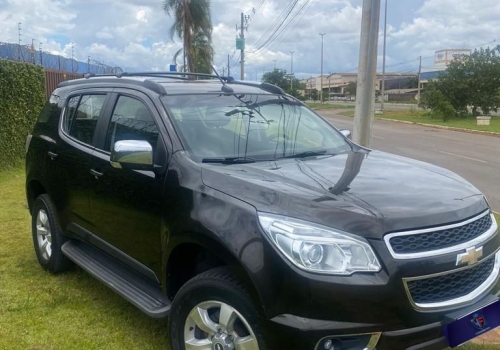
[[57, 73, 285, 96]]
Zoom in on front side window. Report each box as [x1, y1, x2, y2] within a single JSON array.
[[162, 94, 350, 161], [105, 96, 159, 152], [64, 94, 106, 145]]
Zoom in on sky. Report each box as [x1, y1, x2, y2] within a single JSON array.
[[1, 0, 500, 79]]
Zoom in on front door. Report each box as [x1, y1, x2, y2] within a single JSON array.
[[88, 91, 167, 277]]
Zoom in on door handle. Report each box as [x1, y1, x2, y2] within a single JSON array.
[[90, 168, 104, 179], [47, 151, 58, 160]]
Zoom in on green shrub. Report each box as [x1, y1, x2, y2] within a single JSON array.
[[420, 86, 456, 121], [0, 60, 45, 171]]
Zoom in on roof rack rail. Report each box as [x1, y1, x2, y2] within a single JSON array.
[[116, 71, 235, 82], [229, 81, 286, 95]]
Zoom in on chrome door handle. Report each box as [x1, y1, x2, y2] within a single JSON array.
[[90, 169, 104, 179], [47, 151, 58, 160]]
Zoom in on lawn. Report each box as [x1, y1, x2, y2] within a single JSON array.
[[0, 168, 167, 350], [307, 102, 355, 110], [0, 167, 498, 349], [336, 109, 500, 134]]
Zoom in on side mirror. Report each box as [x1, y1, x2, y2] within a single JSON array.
[[340, 129, 352, 140], [110, 140, 153, 170]]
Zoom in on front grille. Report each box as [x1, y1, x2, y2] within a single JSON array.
[[406, 256, 495, 305], [389, 213, 492, 255]]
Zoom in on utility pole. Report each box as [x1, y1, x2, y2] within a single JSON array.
[[273, 60, 277, 70], [417, 55, 422, 102], [18, 23, 22, 61], [87, 56, 90, 73], [71, 42, 75, 73], [31, 39, 35, 64], [39, 43, 43, 66], [237, 13, 250, 80], [380, 0, 388, 113], [222, 67, 226, 76], [320, 33, 326, 103], [227, 54, 231, 77], [290, 51, 294, 90], [353, 0, 381, 147]]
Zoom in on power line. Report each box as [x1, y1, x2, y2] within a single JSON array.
[[250, 0, 299, 52], [253, 0, 311, 54]]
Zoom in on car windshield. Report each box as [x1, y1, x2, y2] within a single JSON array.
[[162, 94, 350, 161]]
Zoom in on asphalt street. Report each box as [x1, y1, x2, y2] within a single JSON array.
[[319, 110, 500, 213]]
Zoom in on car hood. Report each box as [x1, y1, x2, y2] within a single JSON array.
[[201, 150, 488, 239]]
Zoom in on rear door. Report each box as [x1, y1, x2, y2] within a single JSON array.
[[88, 90, 168, 278], [52, 91, 110, 231]]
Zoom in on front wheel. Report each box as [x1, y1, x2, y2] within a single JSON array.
[[169, 267, 266, 350]]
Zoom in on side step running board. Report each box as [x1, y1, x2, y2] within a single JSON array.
[[62, 240, 171, 318]]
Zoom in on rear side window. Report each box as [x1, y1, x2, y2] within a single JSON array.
[[104, 96, 159, 152], [64, 94, 106, 145]]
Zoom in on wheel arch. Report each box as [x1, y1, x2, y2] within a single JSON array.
[[27, 179, 47, 213], [165, 237, 267, 318]]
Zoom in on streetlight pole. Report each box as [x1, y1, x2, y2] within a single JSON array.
[[380, 0, 388, 113], [353, 0, 381, 147], [290, 51, 294, 91], [320, 33, 326, 103]]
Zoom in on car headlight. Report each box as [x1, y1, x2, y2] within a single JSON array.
[[258, 213, 381, 275]]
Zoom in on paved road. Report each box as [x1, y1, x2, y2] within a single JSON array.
[[319, 110, 500, 212]]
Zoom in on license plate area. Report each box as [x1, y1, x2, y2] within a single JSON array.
[[443, 300, 500, 348]]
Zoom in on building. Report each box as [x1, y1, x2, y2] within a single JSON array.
[[301, 72, 417, 97]]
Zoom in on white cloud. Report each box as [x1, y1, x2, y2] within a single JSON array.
[[2, 0, 500, 76]]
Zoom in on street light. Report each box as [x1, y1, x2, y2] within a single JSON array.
[[380, 0, 388, 113], [320, 33, 326, 103], [290, 51, 294, 91]]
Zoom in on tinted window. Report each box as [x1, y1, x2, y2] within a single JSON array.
[[105, 96, 159, 152], [65, 95, 106, 145]]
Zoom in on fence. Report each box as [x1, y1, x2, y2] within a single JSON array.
[[44, 69, 83, 100]]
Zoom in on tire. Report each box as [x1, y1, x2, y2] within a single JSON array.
[[169, 267, 266, 350], [31, 194, 72, 273]]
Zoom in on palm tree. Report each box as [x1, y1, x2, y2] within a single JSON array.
[[163, 0, 213, 73]]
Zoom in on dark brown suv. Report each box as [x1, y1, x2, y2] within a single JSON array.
[[26, 72, 500, 350]]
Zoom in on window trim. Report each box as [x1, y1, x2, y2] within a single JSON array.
[[60, 92, 110, 148]]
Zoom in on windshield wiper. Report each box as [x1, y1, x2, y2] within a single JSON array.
[[277, 150, 331, 159], [202, 156, 256, 164]]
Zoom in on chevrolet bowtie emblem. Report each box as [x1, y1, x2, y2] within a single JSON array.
[[456, 247, 483, 266]]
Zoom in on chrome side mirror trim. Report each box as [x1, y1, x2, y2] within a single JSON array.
[[110, 140, 153, 169]]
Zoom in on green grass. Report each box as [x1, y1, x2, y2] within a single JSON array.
[[0, 168, 498, 349], [307, 102, 355, 110], [334, 109, 500, 134], [0, 168, 168, 350]]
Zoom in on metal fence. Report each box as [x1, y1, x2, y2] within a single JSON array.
[[0, 41, 122, 75], [44, 69, 83, 100]]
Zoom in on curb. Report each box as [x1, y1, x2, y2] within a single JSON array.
[[374, 118, 500, 137]]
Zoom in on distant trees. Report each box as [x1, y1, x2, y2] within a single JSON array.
[[345, 81, 357, 96], [422, 46, 500, 119], [261, 69, 305, 98]]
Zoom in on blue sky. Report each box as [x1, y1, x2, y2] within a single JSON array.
[[1, 0, 499, 79]]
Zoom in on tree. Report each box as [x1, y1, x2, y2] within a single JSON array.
[[406, 76, 419, 89], [420, 84, 456, 121], [435, 46, 500, 116], [345, 81, 357, 96], [261, 69, 305, 97], [163, 0, 213, 73]]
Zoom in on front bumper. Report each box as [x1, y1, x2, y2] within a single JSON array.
[[262, 294, 500, 350]]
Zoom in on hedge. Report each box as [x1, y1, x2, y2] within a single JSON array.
[[0, 60, 45, 171]]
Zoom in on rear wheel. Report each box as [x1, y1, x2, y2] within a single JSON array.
[[32, 194, 71, 273], [169, 267, 265, 350]]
